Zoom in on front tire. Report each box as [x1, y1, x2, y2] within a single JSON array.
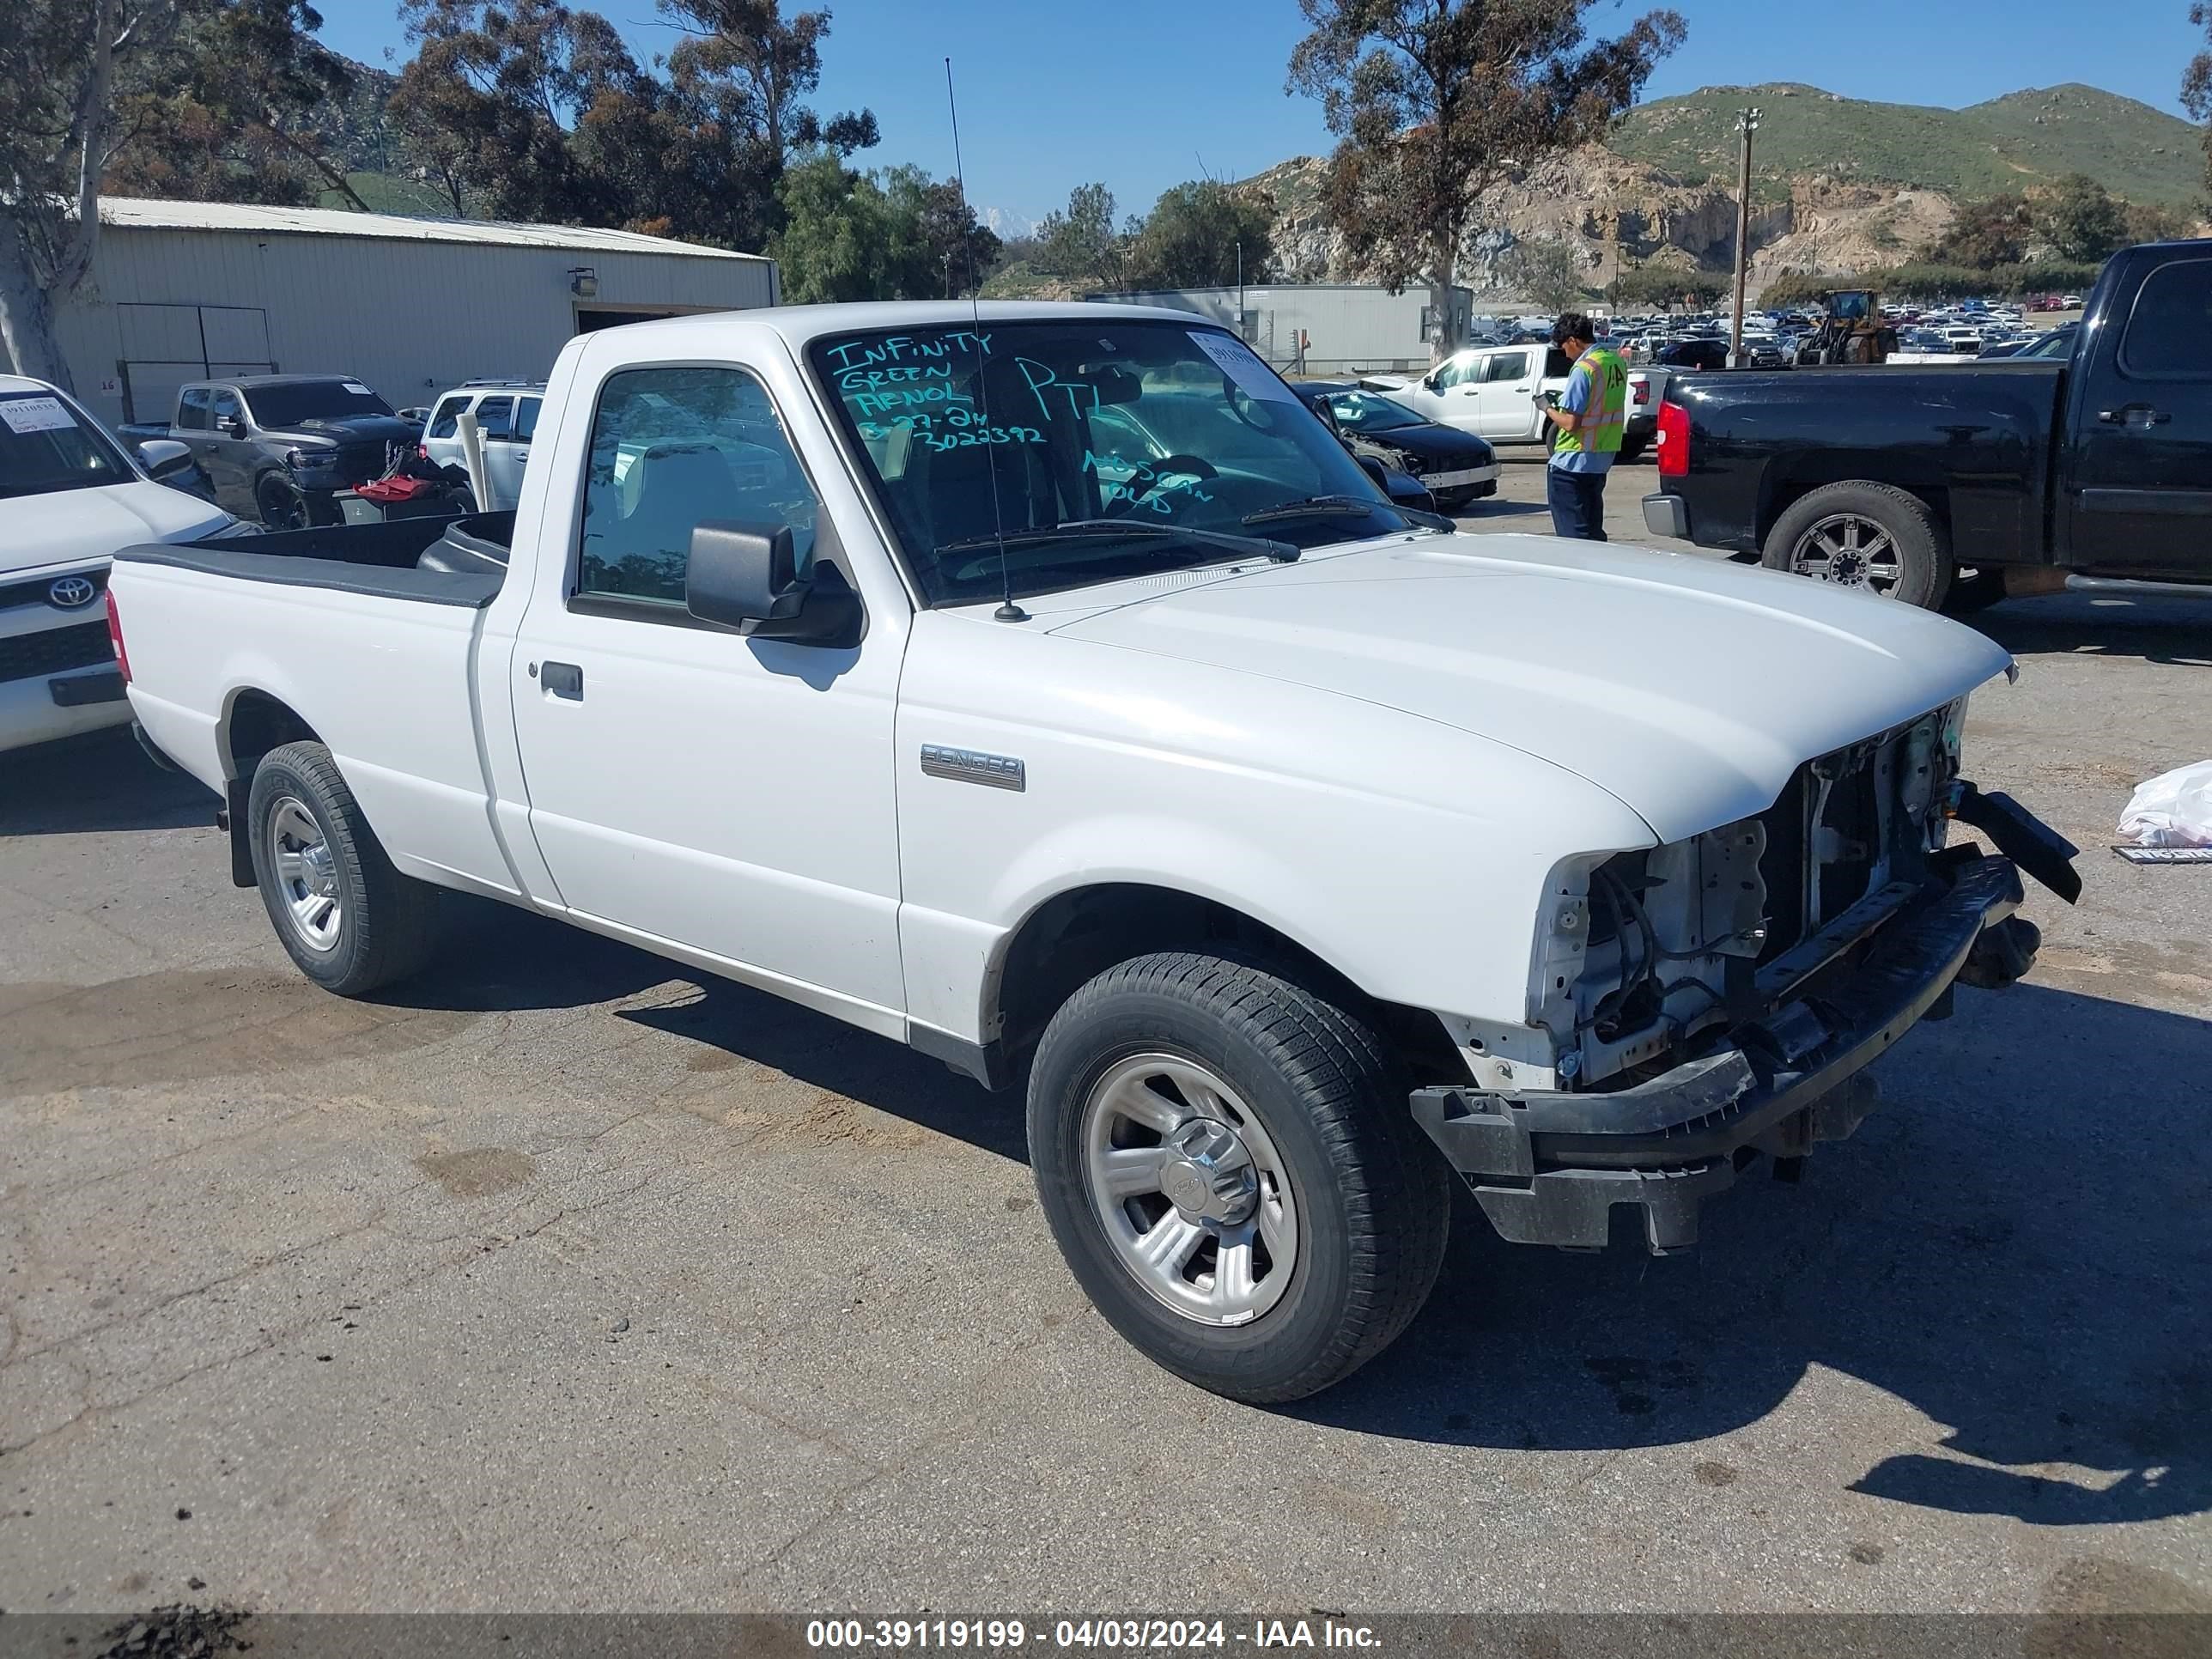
[[1761, 480, 1952, 609], [255, 472, 307, 531], [1027, 953, 1451, 1404], [247, 741, 438, 995]]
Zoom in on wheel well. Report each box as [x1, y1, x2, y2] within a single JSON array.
[[223, 690, 320, 781], [989, 883, 1462, 1085], [1762, 471, 1951, 548]]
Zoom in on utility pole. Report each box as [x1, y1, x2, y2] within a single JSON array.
[[1729, 106, 1761, 368]]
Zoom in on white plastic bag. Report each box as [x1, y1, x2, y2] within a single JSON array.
[[2118, 761, 2212, 848]]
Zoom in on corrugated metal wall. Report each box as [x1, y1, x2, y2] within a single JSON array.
[[1090, 285, 1470, 376], [35, 227, 778, 426]]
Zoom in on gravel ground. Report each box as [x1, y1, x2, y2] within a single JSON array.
[[2, 465, 2208, 1626]]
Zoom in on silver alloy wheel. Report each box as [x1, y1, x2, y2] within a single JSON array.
[[1080, 1052, 1298, 1328], [266, 795, 343, 952], [1789, 512, 1901, 595]]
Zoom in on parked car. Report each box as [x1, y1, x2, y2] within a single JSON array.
[[1656, 338, 1730, 373], [112, 301, 2070, 1403], [1644, 240, 2212, 612], [1363, 343, 1668, 461], [161, 374, 421, 528], [394, 405, 434, 428], [1291, 383, 1498, 507], [420, 380, 545, 510], [1, 374, 241, 756]]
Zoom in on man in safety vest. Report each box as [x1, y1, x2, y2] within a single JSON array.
[[1535, 313, 1627, 541]]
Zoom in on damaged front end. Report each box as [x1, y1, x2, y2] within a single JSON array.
[[1413, 699, 2077, 1254]]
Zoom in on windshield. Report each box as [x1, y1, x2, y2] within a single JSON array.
[[0, 390, 131, 500], [1322, 390, 1425, 432], [241, 380, 395, 425], [809, 319, 1420, 605]]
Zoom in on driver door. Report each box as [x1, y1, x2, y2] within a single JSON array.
[[1413, 351, 1484, 432], [1472, 349, 1542, 441]]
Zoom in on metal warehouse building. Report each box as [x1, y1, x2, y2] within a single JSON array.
[[1087, 283, 1474, 376], [19, 198, 780, 429]]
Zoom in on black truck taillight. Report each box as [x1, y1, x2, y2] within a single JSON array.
[[1656, 400, 1690, 478]]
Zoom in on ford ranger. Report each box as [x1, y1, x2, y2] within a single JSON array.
[[1642, 239, 2212, 611], [110, 302, 2075, 1403]]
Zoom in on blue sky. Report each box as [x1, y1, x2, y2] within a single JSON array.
[[313, 0, 2209, 226]]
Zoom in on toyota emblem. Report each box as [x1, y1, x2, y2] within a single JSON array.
[[48, 575, 97, 609]]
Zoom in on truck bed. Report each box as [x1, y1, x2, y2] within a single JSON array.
[[112, 509, 526, 902], [115, 514, 516, 609]]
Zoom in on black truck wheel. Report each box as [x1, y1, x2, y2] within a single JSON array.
[[1027, 952, 1451, 1404], [247, 741, 439, 995], [254, 472, 307, 531], [1761, 481, 1952, 610]]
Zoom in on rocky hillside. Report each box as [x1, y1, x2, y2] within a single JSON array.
[[1246, 81, 2205, 304]]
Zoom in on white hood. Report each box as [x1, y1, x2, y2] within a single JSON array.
[[1044, 532, 2013, 842], [3, 482, 234, 576]]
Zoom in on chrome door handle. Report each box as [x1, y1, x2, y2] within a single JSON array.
[[2098, 404, 2171, 428]]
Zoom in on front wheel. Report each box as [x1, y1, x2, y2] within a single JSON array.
[[254, 472, 307, 531], [1027, 954, 1451, 1403], [1761, 480, 1952, 609]]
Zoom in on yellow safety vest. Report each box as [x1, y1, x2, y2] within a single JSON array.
[[1552, 345, 1629, 458]]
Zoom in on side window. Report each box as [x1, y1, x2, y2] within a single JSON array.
[[578, 366, 817, 607], [2120, 260, 2212, 378], [1480, 351, 1529, 384], [177, 386, 211, 431], [475, 396, 515, 440], [428, 397, 463, 439], [210, 389, 241, 428], [514, 397, 541, 441], [1431, 355, 1476, 390]]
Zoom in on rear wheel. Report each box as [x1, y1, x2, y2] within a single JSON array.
[[1027, 953, 1451, 1403], [1762, 480, 1951, 610], [247, 741, 438, 995]]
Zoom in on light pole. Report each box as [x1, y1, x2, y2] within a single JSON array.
[[1729, 106, 1761, 368]]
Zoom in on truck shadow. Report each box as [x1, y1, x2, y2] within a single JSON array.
[[1294, 981, 2212, 1526], [1975, 594, 2212, 668], [394, 908, 2209, 1524]]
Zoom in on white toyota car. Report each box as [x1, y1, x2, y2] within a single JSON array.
[[1, 374, 240, 756]]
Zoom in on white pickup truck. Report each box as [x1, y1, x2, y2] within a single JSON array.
[[112, 301, 2076, 1402], [1363, 342, 1668, 460]]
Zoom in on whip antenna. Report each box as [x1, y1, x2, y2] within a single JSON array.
[[945, 57, 1024, 623]]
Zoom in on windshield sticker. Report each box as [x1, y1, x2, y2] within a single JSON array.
[[340, 381, 374, 396], [0, 396, 76, 434], [1188, 331, 1295, 403]]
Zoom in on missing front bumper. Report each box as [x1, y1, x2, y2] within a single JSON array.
[[1412, 852, 2033, 1254]]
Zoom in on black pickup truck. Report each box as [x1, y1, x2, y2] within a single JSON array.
[[1641, 240, 2212, 611]]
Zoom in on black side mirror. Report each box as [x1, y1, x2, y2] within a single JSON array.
[[1355, 454, 1391, 492], [685, 520, 860, 646], [217, 416, 245, 438]]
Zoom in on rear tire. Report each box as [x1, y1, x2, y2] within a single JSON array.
[[247, 741, 438, 995], [1027, 952, 1451, 1404], [1762, 481, 1951, 609]]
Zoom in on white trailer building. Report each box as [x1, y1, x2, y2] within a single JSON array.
[[16, 198, 779, 428], [1086, 283, 1474, 376]]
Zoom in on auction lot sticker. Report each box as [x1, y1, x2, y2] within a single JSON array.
[[0, 396, 76, 434]]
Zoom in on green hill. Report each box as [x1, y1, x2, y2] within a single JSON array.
[[1611, 82, 2203, 209]]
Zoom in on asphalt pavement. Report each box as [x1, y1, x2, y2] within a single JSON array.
[[3, 460, 2209, 1626]]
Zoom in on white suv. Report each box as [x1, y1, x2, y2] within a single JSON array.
[[419, 381, 544, 510]]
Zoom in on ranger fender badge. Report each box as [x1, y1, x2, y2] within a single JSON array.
[[921, 744, 1025, 792]]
